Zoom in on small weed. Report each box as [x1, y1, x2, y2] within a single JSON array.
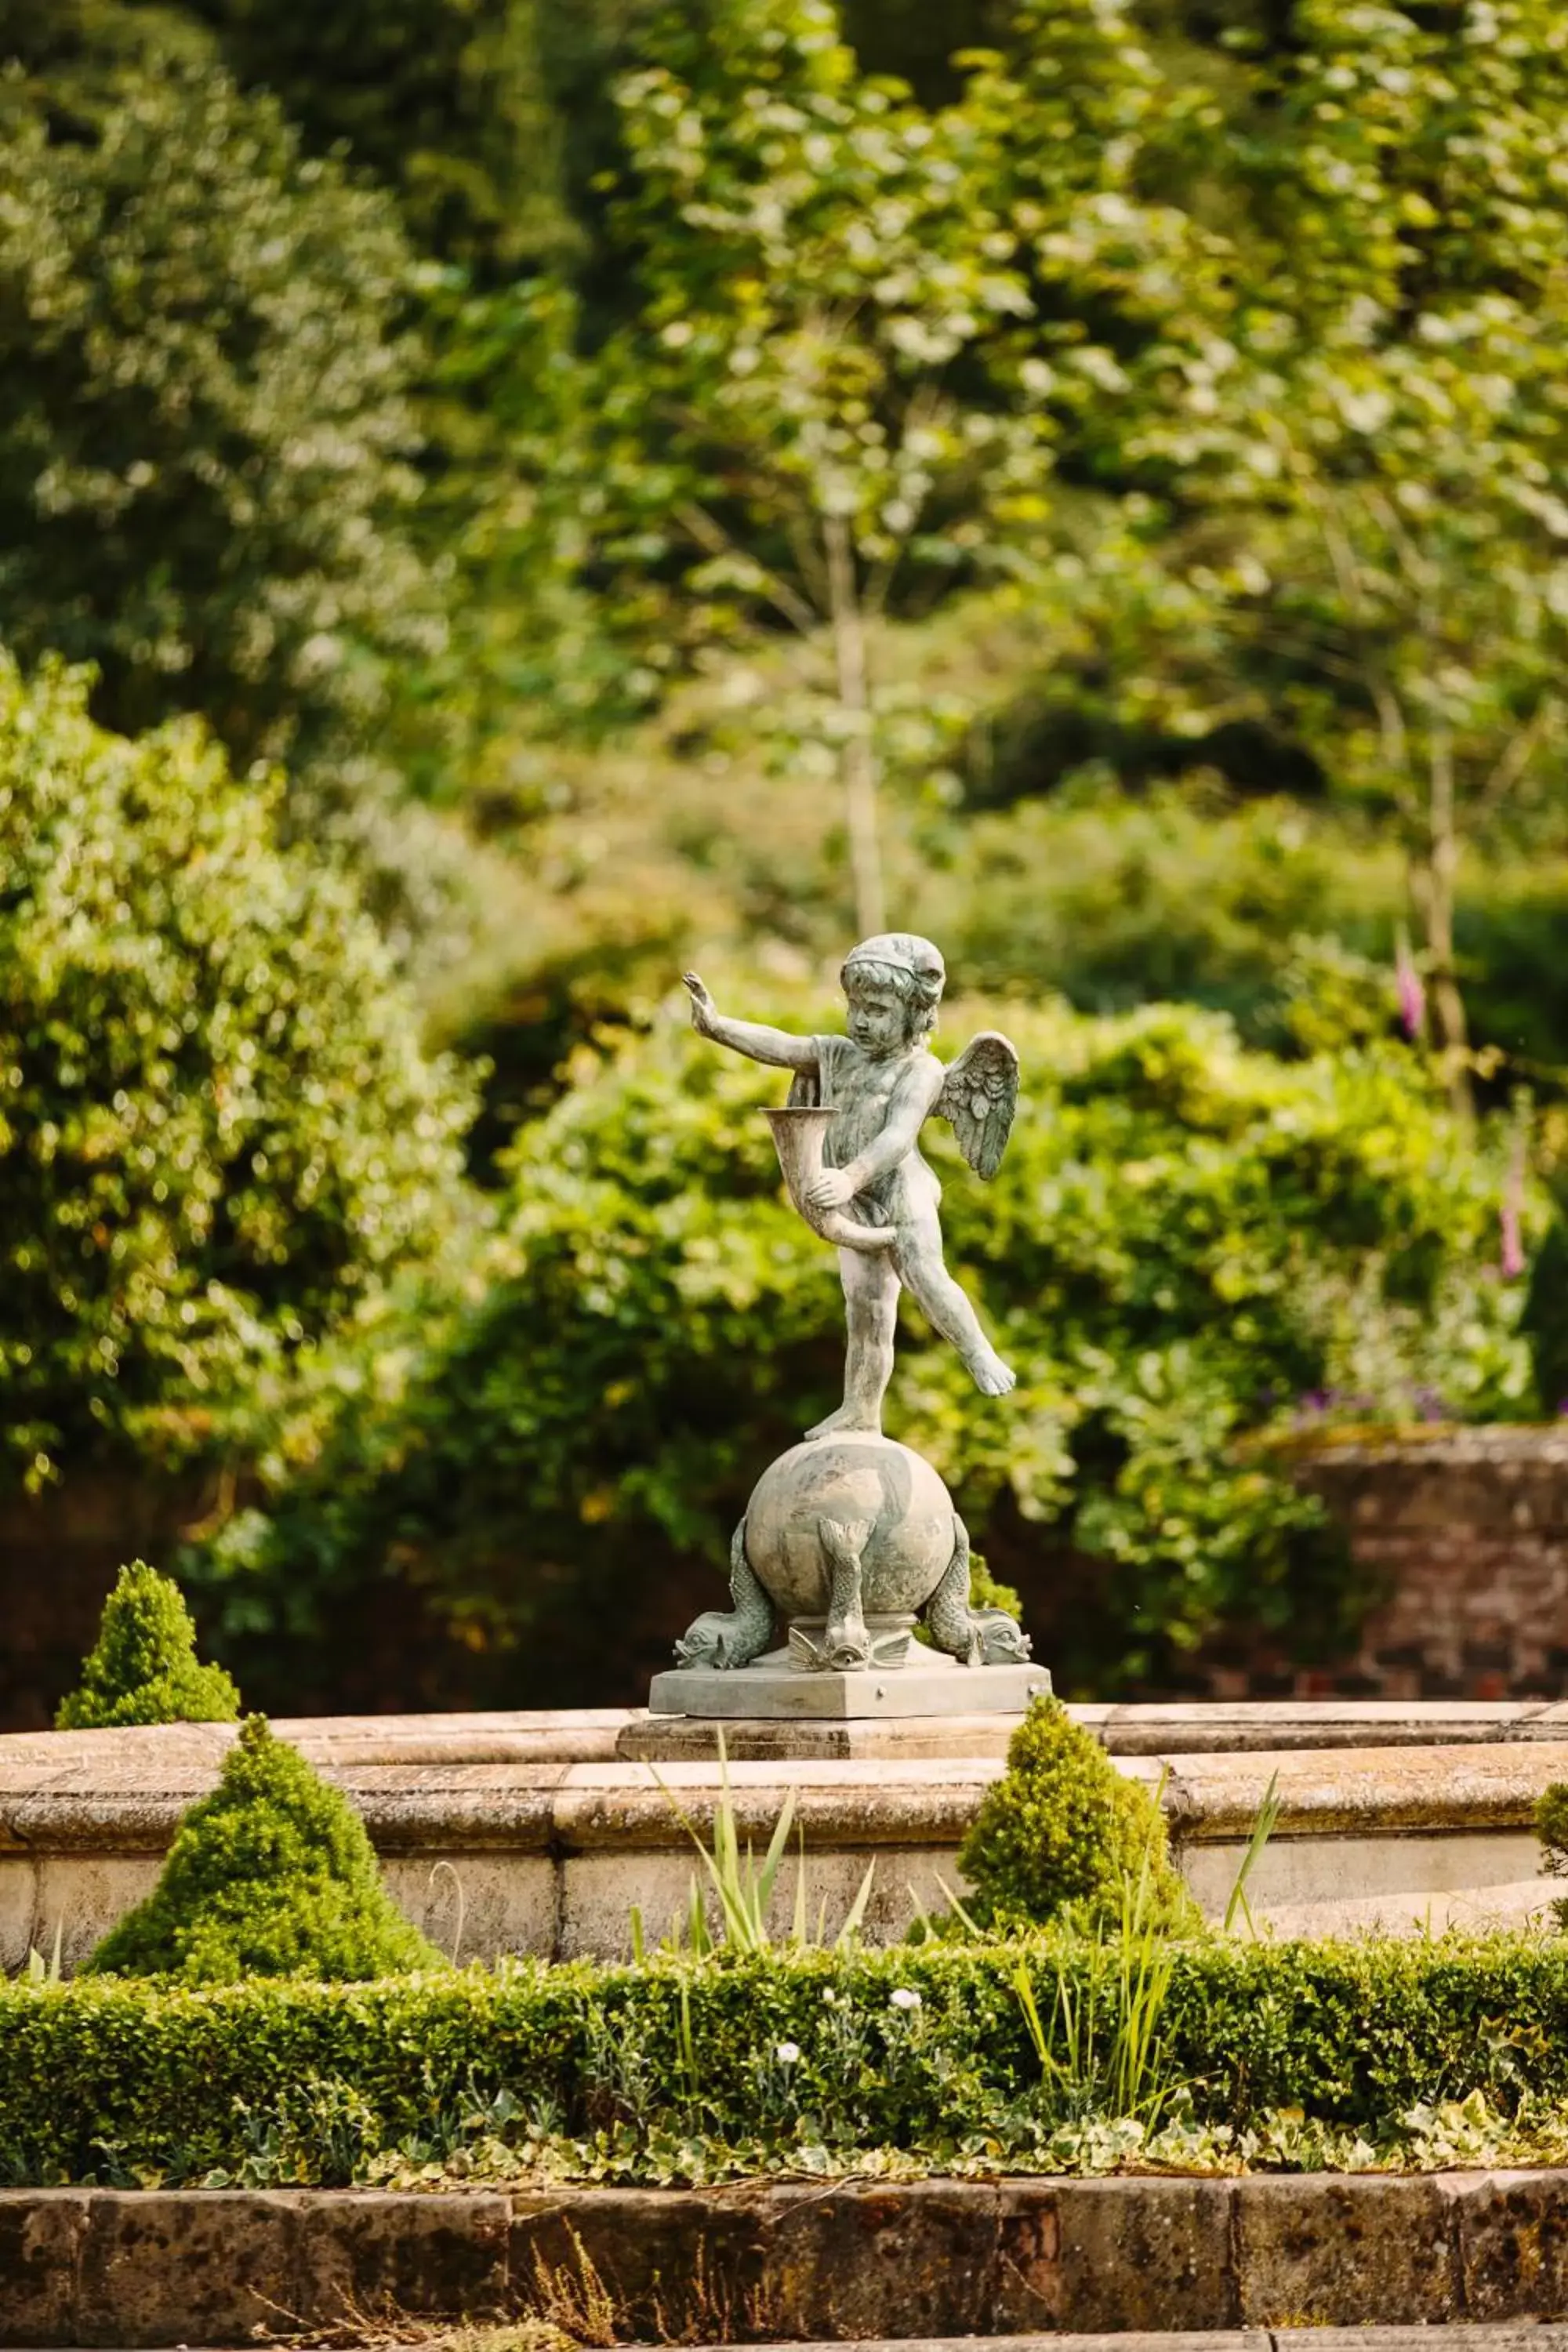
[[1224, 1770, 1282, 1938]]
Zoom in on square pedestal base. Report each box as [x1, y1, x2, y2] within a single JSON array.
[[648, 1648, 1051, 1722]]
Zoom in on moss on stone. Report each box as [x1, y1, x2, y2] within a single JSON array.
[[85, 1715, 445, 1982], [957, 1694, 1197, 1933], [56, 1561, 241, 1730]]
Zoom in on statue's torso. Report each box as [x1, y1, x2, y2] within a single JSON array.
[[815, 1036, 940, 1226]]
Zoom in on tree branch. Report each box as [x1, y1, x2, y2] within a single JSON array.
[[675, 500, 821, 638]]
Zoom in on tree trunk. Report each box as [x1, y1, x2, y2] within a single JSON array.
[[1414, 724, 1473, 1120], [824, 514, 885, 939]]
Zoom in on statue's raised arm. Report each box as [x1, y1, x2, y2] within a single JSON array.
[[681, 971, 818, 1072]]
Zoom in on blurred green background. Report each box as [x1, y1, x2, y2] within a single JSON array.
[[3, 0, 1568, 1717]]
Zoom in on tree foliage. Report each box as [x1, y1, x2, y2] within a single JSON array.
[[0, 5, 438, 788], [171, 0, 570, 276], [1117, 0, 1568, 1091], [0, 657, 476, 1489]]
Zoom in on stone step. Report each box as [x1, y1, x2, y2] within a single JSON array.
[[5, 2175, 1568, 2344]]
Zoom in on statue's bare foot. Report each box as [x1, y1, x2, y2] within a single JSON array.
[[805, 1401, 883, 1439], [967, 1347, 1016, 1398]]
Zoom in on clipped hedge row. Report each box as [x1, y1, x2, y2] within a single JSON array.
[[5, 1935, 1568, 2186]]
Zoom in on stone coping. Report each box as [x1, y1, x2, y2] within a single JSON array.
[[5, 2173, 1568, 2343], [5, 1713, 1568, 1856]]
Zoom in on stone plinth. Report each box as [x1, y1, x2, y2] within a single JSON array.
[[649, 1649, 1049, 1719]]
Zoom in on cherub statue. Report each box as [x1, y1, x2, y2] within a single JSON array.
[[682, 933, 1019, 1438]]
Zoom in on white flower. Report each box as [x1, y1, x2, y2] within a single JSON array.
[[822, 1988, 839, 2006], [890, 1987, 922, 2013], [775, 2041, 801, 2065]]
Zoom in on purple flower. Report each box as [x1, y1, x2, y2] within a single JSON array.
[[1395, 937, 1426, 1043], [1501, 1133, 1527, 1281]]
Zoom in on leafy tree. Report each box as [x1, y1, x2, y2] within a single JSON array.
[[185, 993, 1535, 1709], [0, 6, 438, 793], [85, 1715, 443, 1981], [0, 655, 476, 1490], [56, 1563, 240, 1731], [1123, 0, 1568, 1109], [517, 0, 1203, 932], [170, 0, 570, 278]]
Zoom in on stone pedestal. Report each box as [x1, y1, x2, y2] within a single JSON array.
[[662, 1428, 1044, 1721], [650, 1645, 1050, 1721]]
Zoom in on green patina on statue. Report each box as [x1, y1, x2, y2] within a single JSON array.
[[662, 936, 1039, 1704], [683, 931, 1018, 1433]]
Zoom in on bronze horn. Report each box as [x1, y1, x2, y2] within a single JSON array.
[[765, 1105, 895, 1254]]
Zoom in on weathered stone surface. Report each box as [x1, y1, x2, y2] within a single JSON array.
[[293, 2187, 510, 2325], [8, 1715, 1568, 1962], [1167, 1740, 1568, 1842], [20, 2177, 1568, 2343], [650, 1655, 1047, 1721], [0, 2187, 88, 2343], [1450, 2168, 1568, 2319], [765, 2181, 1002, 2339], [75, 2190, 299, 2347], [742, 2339, 1272, 2352], [0, 1853, 38, 1976], [1236, 2176, 1460, 2326], [1276, 2332, 1568, 2352], [513, 2187, 769, 2339], [1179, 1828, 1552, 1941], [380, 1851, 558, 1964], [1004, 2177, 1236, 2334], [623, 1697, 1568, 1761]]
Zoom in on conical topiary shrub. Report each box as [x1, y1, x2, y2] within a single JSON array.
[[56, 1561, 241, 1730], [957, 1695, 1197, 1933], [85, 1715, 445, 1982]]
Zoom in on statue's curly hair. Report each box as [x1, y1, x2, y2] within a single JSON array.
[[840, 931, 946, 1042]]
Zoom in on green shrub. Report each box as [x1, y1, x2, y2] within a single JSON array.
[[186, 996, 1534, 1710], [0, 654, 476, 1490], [7, 1934, 1568, 2186], [85, 1716, 444, 1984], [956, 1697, 1193, 1933], [55, 1563, 240, 1732]]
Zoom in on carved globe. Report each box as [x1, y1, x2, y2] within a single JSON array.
[[744, 1433, 956, 1623]]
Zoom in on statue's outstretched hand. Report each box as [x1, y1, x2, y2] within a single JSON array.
[[682, 971, 718, 1036]]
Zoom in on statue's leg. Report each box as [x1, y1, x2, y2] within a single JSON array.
[[805, 1245, 898, 1437], [895, 1214, 1016, 1398]]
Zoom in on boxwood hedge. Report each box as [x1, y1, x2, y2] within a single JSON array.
[[5, 1934, 1568, 2187]]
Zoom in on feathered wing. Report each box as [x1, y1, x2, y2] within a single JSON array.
[[935, 1031, 1020, 1179]]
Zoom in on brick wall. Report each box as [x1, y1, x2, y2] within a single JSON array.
[[1203, 1428, 1568, 1701]]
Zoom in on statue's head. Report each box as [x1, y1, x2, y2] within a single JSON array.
[[840, 933, 946, 1051]]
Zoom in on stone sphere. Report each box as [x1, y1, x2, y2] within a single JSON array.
[[744, 1433, 956, 1622]]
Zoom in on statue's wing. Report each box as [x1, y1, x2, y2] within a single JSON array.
[[935, 1032, 1019, 1179]]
